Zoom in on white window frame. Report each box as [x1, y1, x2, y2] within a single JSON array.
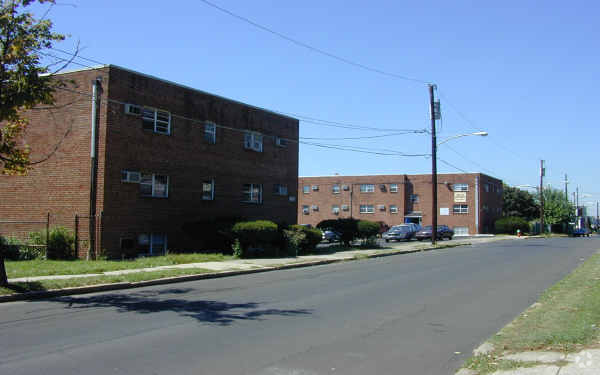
[[312, 185, 319, 191], [360, 184, 375, 193], [390, 205, 398, 214], [332, 184, 340, 194], [453, 204, 469, 214], [332, 205, 340, 214], [121, 170, 141, 183], [242, 184, 263, 204], [410, 194, 420, 203], [390, 184, 398, 193], [275, 137, 288, 147], [202, 180, 215, 201], [204, 122, 216, 144], [137, 233, 167, 255], [453, 183, 469, 192], [244, 132, 263, 152], [142, 107, 171, 135], [273, 184, 288, 196], [140, 173, 169, 198], [360, 204, 374, 214], [303, 185, 310, 194]]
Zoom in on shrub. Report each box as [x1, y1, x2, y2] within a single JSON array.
[[29, 227, 75, 260], [317, 218, 359, 246], [232, 220, 279, 258], [284, 225, 322, 255], [357, 220, 380, 239], [181, 217, 244, 254], [495, 216, 530, 235]]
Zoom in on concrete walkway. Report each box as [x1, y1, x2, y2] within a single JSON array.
[[8, 235, 508, 283]]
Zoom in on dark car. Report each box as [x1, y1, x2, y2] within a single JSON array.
[[382, 225, 415, 242], [415, 225, 454, 241], [572, 228, 592, 237], [322, 230, 341, 243]]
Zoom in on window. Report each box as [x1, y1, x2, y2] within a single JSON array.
[[244, 132, 263, 152], [454, 226, 469, 236], [390, 205, 398, 213], [275, 137, 288, 147], [303, 185, 310, 194], [390, 184, 398, 193], [498, 186, 503, 195], [138, 233, 167, 255], [332, 184, 340, 194], [142, 107, 171, 135], [360, 184, 375, 193], [332, 205, 340, 214], [140, 174, 169, 198], [312, 185, 319, 191], [204, 122, 216, 144], [378, 204, 386, 211], [202, 180, 214, 200], [341, 204, 349, 211], [453, 183, 468, 192], [342, 185, 350, 191], [483, 204, 489, 212], [242, 184, 262, 203], [453, 204, 469, 214], [484, 184, 490, 193], [379, 184, 387, 192], [124, 104, 141, 116], [410, 194, 420, 203], [273, 184, 288, 196], [360, 204, 374, 213], [311, 204, 319, 211], [302, 205, 309, 214], [121, 170, 141, 183]]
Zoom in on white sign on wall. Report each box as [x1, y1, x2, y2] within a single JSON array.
[[454, 192, 467, 203], [440, 207, 449, 216]]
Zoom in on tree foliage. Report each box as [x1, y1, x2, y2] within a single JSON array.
[[0, 0, 65, 175], [543, 187, 573, 226], [502, 184, 540, 221]]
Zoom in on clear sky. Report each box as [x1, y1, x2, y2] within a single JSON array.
[[32, 1, 600, 212]]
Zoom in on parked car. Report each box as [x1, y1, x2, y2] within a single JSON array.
[[572, 228, 592, 237], [382, 225, 415, 242], [322, 230, 342, 243], [415, 225, 454, 241], [405, 222, 422, 233]]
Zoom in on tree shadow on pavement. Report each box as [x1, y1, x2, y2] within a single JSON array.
[[52, 288, 312, 326]]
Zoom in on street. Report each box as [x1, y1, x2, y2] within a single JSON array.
[[1, 237, 598, 375]]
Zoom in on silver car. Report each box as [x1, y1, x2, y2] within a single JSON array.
[[382, 225, 415, 242]]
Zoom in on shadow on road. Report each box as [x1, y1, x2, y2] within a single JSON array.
[[52, 288, 312, 325]]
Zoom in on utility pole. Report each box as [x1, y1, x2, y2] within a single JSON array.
[[88, 77, 102, 260], [564, 174, 568, 201], [596, 201, 599, 232], [576, 187, 580, 229], [540, 160, 545, 233], [429, 84, 438, 245]]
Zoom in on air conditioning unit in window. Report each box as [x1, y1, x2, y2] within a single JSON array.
[[378, 205, 386, 211], [275, 137, 288, 147], [341, 205, 349, 211], [124, 104, 142, 116], [121, 170, 141, 183]]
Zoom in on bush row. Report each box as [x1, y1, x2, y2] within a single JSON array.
[[0, 227, 76, 260], [494, 216, 530, 234], [316, 218, 380, 246]]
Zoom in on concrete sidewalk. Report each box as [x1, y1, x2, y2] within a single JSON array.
[[8, 236, 508, 283]]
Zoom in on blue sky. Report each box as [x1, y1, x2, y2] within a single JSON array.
[[33, 1, 600, 212]]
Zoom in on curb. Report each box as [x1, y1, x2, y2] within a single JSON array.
[[0, 242, 473, 303]]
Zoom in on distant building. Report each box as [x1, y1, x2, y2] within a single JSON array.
[[0, 65, 299, 257], [298, 173, 502, 235]]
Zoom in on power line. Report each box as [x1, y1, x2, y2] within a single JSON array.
[[197, 0, 431, 85], [300, 131, 422, 140], [438, 158, 470, 174]]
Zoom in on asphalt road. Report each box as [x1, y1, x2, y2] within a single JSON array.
[[1, 237, 598, 375]]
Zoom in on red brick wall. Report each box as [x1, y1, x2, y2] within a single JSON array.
[[0, 68, 110, 257], [298, 173, 503, 235]]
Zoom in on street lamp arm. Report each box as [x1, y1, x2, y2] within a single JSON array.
[[437, 131, 488, 146]]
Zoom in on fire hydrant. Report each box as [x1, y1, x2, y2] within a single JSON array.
[[517, 229, 521, 237]]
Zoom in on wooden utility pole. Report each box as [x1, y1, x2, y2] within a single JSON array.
[[540, 160, 545, 233], [430, 84, 438, 245], [564, 174, 568, 200]]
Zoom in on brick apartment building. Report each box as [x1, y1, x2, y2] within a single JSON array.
[[0, 65, 299, 257], [298, 173, 503, 235]]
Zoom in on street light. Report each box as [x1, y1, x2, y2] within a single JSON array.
[[431, 130, 488, 245]]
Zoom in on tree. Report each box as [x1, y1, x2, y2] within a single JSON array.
[[0, 0, 66, 285], [543, 187, 574, 227], [0, 0, 66, 175], [502, 184, 540, 221]]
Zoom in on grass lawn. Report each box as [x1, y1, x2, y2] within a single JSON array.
[[461, 251, 600, 374], [0, 267, 215, 296], [5, 253, 233, 279]]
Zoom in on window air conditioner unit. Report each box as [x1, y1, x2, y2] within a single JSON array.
[[125, 104, 142, 116]]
